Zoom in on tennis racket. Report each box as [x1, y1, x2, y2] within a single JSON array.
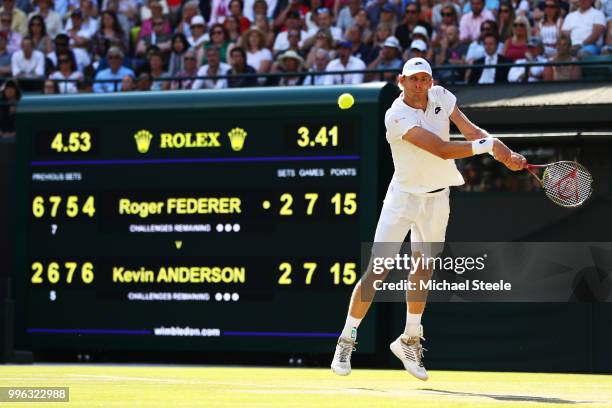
[[525, 161, 593, 208]]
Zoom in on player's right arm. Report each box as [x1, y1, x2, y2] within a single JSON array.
[[401, 126, 479, 160]]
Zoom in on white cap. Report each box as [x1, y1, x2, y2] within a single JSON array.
[[382, 36, 401, 51], [190, 15, 205, 26], [401, 57, 432, 77], [409, 39, 428, 52], [412, 25, 429, 41]]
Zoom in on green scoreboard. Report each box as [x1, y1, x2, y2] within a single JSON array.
[[14, 84, 396, 355]]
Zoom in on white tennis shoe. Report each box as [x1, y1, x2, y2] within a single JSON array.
[[390, 328, 428, 381], [331, 337, 356, 376]]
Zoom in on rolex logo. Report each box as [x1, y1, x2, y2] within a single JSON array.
[[134, 130, 154, 153], [227, 127, 247, 151]]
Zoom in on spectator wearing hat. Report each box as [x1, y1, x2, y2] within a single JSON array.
[[367, 35, 402, 81], [176, 1, 201, 39], [323, 40, 366, 85], [64, 0, 99, 39], [11, 36, 45, 78], [269, 49, 304, 85], [561, 0, 605, 56], [412, 25, 429, 44], [459, 0, 495, 43], [28, 0, 63, 39], [48, 50, 83, 93], [395, 2, 432, 50], [345, 25, 371, 62], [0, 33, 11, 76], [508, 37, 548, 82], [366, 0, 399, 28], [337, 0, 363, 33], [272, 11, 304, 54], [171, 50, 199, 89], [228, 46, 258, 87], [242, 27, 273, 83], [136, 15, 172, 58], [303, 47, 329, 85], [304, 8, 342, 41], [93, 46, 134, 92], [0, 11, 21, 53], [65, 9, 92, 49], [379, 3, 398, 33], [0, 0, 27, 36], [188, 15, 208, 48], [192, 45, 231, 89], [468, 32, 511, 83], [405, 38, 428, 60]]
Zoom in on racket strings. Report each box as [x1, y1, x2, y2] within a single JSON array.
[[542, 162, 593, 207]]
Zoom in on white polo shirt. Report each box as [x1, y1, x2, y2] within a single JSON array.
[[562, 7, 606, 46], [384, 85, 465, 193]]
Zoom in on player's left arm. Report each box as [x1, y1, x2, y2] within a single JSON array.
[[449, 106, 491, 141]]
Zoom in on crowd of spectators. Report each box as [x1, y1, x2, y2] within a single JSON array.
[[0, 0, 608, 97]]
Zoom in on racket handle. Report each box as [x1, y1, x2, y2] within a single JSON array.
[[526, 164, 548, 169]]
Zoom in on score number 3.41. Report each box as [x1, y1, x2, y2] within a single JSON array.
[[297, 126, 338, 148]]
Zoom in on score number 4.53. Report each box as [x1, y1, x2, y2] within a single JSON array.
[[51, 131, 91, 153]]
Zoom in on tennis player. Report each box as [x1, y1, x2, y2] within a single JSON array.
[[331, 57, 526, 380]]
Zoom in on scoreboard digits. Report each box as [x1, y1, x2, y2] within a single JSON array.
[[15, 86, 386, 354]]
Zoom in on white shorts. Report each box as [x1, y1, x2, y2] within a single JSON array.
[[373, 182, 450, 257]]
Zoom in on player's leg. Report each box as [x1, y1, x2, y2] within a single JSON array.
[[390, 190, 450, 381], [331, 185, 414, 376]]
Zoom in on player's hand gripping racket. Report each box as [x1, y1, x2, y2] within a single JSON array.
[[525, 161, 593, 207]]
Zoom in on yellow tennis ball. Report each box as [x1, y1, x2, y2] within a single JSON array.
[[338, 93, 354, 110]]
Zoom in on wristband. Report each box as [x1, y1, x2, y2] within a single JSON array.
[[472, 138, 494, 155]]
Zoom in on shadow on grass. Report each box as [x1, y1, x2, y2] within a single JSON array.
[[420, 388, 590, 404]]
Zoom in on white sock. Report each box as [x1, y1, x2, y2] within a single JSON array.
[[404, 311, 422, 337], [340, 315, 362, 341]]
